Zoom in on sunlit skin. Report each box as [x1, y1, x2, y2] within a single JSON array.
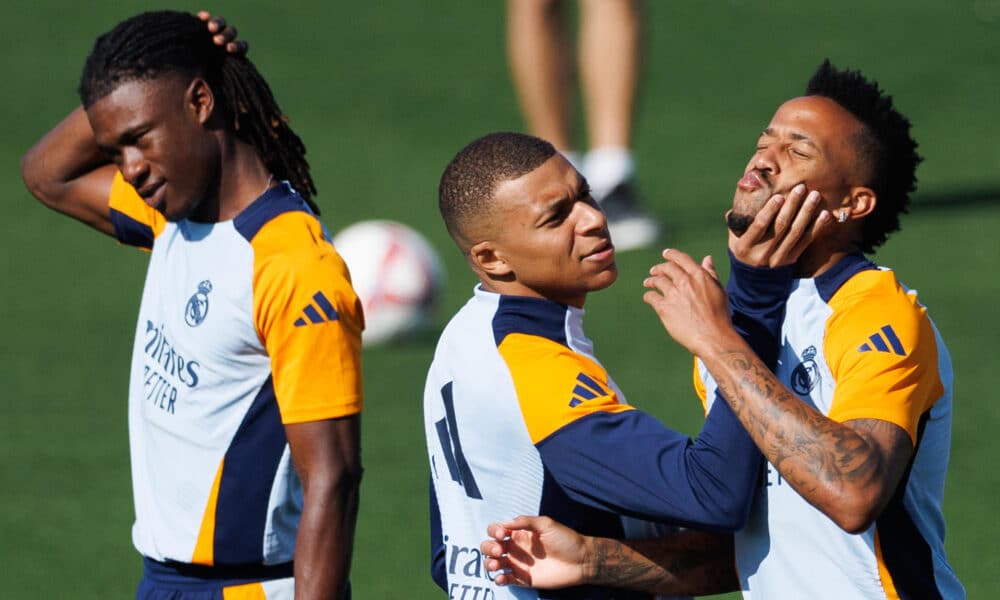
[[727, 96, 876, 276], [470, 154, 618, 307], [87, 73, 225, 222]]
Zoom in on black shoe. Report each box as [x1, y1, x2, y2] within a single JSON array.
[[598, 183, 661, 251]]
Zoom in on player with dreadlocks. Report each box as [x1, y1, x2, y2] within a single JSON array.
[[22, 11, 363, 599], [479, 60, 965, 599]]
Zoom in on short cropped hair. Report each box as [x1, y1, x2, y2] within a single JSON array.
[[806, 59, 922, 253], [438, 132, 556, 250]]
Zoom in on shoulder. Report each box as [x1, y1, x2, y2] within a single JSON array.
[[237, 186, 353, 290], [826, 268, 933, 349], [108, 171, 167, 247]]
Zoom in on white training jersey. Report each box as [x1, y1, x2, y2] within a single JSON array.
[[109, 173, 364, 567], [424, 286, 769, 599], [697, 254, 964, 599]]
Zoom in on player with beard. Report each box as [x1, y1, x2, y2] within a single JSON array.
[[426, 131, 827, 599], [480, 61, 964, 599]]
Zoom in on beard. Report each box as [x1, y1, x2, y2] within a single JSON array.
[[726, 210, 754, 236]]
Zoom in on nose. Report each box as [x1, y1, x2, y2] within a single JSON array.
[[120, 147, 150, 188], [750, 145, 779, 175], [576, 198, 608, 234]]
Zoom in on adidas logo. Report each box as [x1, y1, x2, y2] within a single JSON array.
[[293, 291, 340, 327], [858, 324, 906, 356], [568, 372, 610, 407]]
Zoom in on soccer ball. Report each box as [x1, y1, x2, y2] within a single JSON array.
[[332, 220, 445, 346]]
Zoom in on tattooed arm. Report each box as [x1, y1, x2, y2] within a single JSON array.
[[481, 516, 738, 595], [700, 347, 911, 532], [643, 250, 913, 534]]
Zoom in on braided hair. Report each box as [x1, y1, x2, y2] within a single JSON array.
[[78, 10, 319, 213], [806, 59, 920, 253]]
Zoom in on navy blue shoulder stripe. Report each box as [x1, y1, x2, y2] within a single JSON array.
[[815, 252, 878, 303], [492, 295, 569, 347], [234, 181, 311, 242], [110, 207, 155, 249]]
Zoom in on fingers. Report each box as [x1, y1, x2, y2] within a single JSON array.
[[701, 255, 719, 282], [481, 538, 505, 559], [740, 183, 807, 246], [771, 184, 811, 240], [198, 11, 248, 55], [769, 190, 828, 264], [730, 184, 836, 267]]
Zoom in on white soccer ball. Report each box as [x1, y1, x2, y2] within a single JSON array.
[[332, 220, 445, 346]]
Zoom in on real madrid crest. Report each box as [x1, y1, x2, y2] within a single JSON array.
[[185, 280, 213, 327], [790, 345, 821, 395]]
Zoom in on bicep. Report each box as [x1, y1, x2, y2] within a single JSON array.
[[285, 416, 363, 487], [42, 165, 118, 236]]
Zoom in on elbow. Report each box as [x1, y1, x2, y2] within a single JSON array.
[[712, 501, 752, 533], [21, 147, 60, 209], [304, 463, 364, 509], [824, 489, 884, 535], [689, 492, 752, 533], [829, 506, 879, 535], [332, 464, 364, 499]]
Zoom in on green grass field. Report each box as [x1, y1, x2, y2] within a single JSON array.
[[2, 2, 997, 597]]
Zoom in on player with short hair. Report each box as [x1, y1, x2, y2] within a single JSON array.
[[21, 11, 363, 599], [481, 61, 965, 599], [426, 131, 827, 598]]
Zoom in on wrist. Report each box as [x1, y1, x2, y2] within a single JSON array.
[[696, 328, 749, 364], [581, 535, 603, 586], [727, 249, 794, 313]]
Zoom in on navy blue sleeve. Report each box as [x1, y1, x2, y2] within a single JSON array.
[[538, 404, 757, 531], [429, 476, 447, 591], [536, 254, 794, 532], [725, 250, 794, 370]]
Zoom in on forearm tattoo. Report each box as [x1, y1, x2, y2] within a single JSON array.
[[711, 349, 901, 499], [589, 533, 738, 595]]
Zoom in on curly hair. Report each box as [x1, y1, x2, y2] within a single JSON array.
[[806, 59, 921, 253], [438, 132, 557, 250], [78, 10, 318, 213]]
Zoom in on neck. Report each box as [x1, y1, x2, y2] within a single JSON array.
[[193, 136, 272, 222], [795, 233, 863, 278], [477, 278, 586, 308]]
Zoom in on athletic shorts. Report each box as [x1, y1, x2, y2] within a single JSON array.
[[136, 557, 296, 600]]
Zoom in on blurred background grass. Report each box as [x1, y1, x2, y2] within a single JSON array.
[[1, 1, 997, 597]]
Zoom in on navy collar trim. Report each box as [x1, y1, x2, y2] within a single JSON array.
[[813, 253, 878, 303]]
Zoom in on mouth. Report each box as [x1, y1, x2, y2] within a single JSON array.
[[584, 238, 615, 262], [737, 171, 766, 192], [137, 181, 165, 209]]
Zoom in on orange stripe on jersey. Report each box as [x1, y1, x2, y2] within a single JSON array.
[[108, 171, 166, 238], [824, 270, 943, 443], [251, 211, 364, 424], [498, 332, 634, 444], [692, 356, 709, 414], [191, 459, 224, 566], [874, 528, 901, 599], [222, 581, 267, 599]]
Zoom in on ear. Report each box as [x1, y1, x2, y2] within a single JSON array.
[[469, 241, 513, 277], [185, 77, 216, 125], [846, 186, 876, 219]]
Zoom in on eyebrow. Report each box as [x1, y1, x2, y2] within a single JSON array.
[[762, 127, 820, 150]]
